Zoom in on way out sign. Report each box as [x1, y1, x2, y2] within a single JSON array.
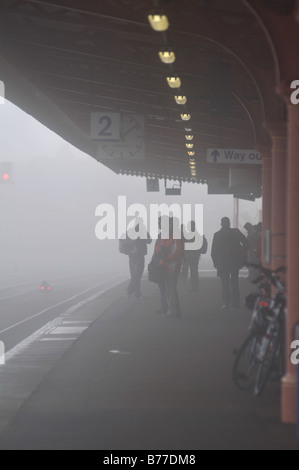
[[207, 149, 262, 165]]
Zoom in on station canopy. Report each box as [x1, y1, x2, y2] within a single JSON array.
[[0, 0, 279, 195]]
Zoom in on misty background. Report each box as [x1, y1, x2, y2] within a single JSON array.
[[0, 100, 262, 280]]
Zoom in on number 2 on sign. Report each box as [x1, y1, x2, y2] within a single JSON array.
[[98, 116, 112, 136]]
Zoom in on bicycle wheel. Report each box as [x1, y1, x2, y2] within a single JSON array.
[[254, 331, 280, 396], [233, 333, 261, 391]]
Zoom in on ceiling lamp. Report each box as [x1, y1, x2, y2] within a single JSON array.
[[148, 14, 169, 32], [185, 134, 194, 141], [159, 49, 176, 64], [181, 113, 191, 121], [166, 76, 181, 88], [186, 143, 194, 149], [188, 151, 195, 156], [175, 95, 187, 105]]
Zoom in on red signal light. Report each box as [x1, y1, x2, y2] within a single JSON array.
[[47, 287, 51, 291], [0, 162, 13, 183], [41, 286, 45, 291]]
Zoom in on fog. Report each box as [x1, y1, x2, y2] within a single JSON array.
[[0, 101, 262, 281]]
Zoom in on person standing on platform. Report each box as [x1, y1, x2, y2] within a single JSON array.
[[255, 222, 262, 264], [211, 217, 248, 309], [155, 217, 183, 318], [152, 216, 168, 314], [125, 221, 151, 300]]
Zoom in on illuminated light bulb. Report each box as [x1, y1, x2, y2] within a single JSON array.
[[175, 95, 187, 105], [159, 50, 176, 64], [188, 151, 195, 156], [185, 135, 194, 141], [148, 14, 169, 32], [181, 114, 191, 121], [166, 76, 181, 88], [186, 143, 194, 149]]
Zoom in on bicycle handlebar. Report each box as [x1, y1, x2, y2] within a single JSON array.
[[276, 266, 287, 274], [248, 263, 286, 275], [248, 263, 286, 290], [248, 264, 273, 278]]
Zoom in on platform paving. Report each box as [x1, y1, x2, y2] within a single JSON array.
[[0, 275, 297, 450]]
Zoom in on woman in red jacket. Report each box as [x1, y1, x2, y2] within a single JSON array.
[[156, 217, 183, 318]]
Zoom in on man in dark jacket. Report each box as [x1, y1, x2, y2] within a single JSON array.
[[211, 217, 248, 309]]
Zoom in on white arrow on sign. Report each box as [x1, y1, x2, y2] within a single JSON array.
[[207, 149, 262, 165]]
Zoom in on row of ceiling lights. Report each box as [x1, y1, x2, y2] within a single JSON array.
[[148, 9, 197, 181]]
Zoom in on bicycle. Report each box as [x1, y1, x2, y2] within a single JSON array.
[[232, 264, 286, 396]]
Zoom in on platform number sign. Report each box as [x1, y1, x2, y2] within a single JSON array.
[[90, 112, 120, 141], [99, 114, 145, 160]]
